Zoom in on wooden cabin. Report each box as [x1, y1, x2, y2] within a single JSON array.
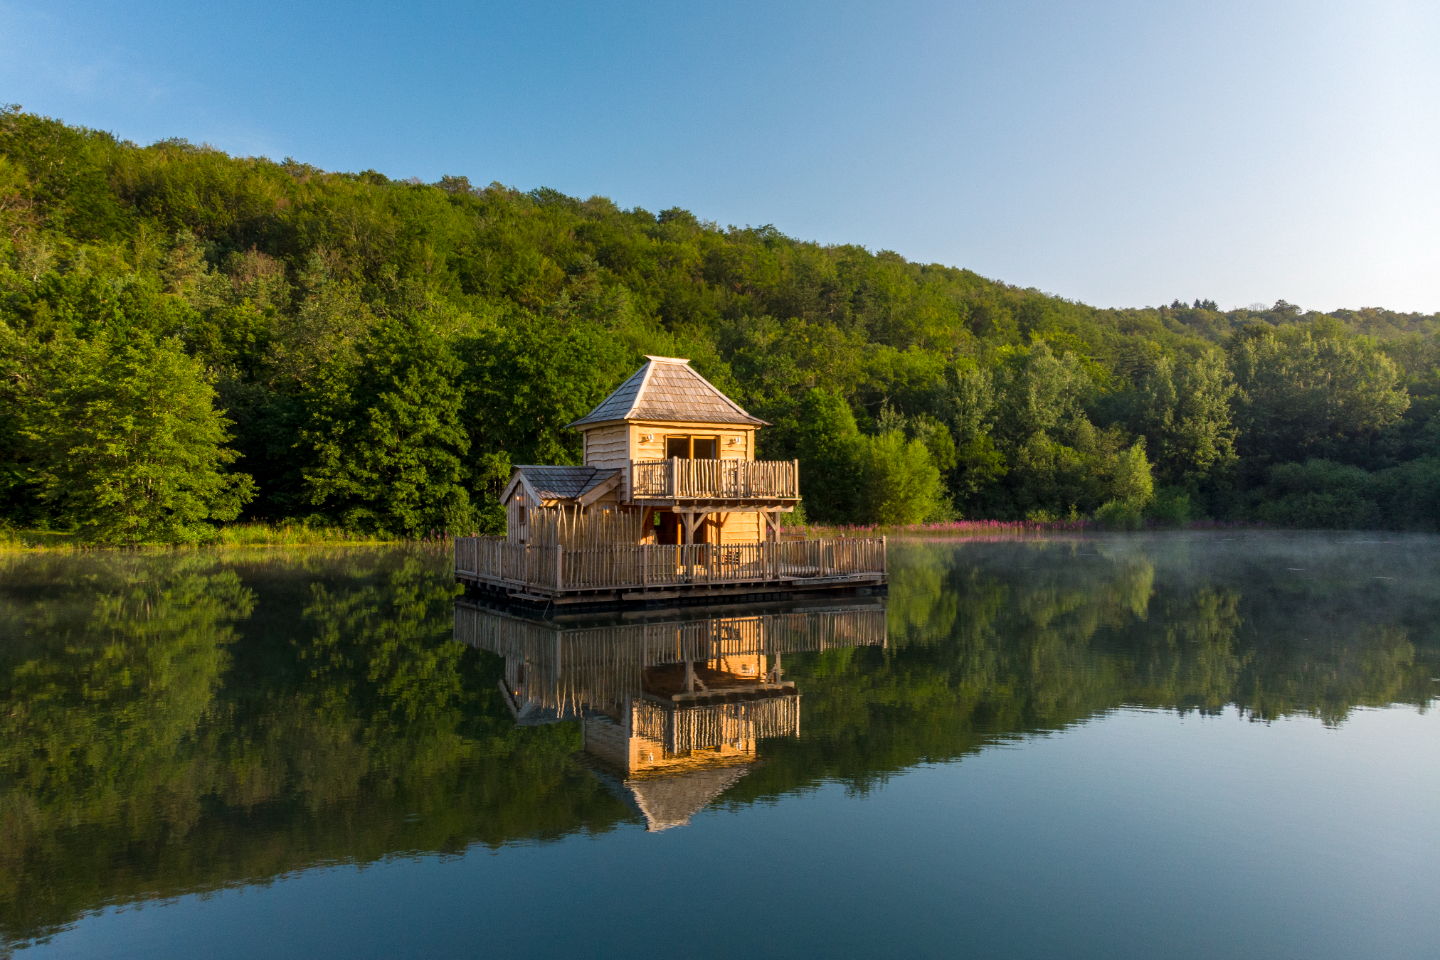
[[453, 598, 888, 829], [455, 356, 886, 606]]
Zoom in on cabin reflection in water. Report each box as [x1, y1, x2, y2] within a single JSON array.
[[454, 600, 887, 830]]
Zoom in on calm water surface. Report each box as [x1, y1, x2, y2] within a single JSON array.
[[2, 533, 1437, 959]]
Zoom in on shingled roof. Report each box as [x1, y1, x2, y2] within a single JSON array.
[[568, 356, 767, 428], [506, 465, 619, 503]]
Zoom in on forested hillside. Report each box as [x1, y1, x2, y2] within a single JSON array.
[[1, 106, 1437, 541]]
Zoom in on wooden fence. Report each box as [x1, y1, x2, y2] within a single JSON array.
[[455, 602, 887, 717], [634, 696, 802, 753], [631, 458, 799, 500], [454, 535, 885, 595]]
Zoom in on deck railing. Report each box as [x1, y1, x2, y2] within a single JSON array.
[[630, 458, 799, 500], [455, 603, 887, 716], [454, 536, 884, 595]]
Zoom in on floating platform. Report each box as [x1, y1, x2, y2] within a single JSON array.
[[453, 536, 886, 610]]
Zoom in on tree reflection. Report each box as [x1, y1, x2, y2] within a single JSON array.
[[0, 536, 1435, 950]]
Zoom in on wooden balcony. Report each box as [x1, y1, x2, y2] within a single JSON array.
[[454, 536, 885, 606], [630, 458, 799, 502]]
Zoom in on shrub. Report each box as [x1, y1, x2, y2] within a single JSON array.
[[1095, 499, 1144, 530], [1254, 460, 1380, 529], [854, 431, 944, 526], [1147, 487, 1193, 526]]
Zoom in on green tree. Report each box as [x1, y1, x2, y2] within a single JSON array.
[[3, 107, 1439, 532], [1128, 350, 1237, 485], [1109, 441, 1155, 507], [462, 311, 639, 466], [302, 312, 472, 535], [990, 342, 1092, 447], [854, 431, 944, 525], [795, 388, 862, 522], [20, 332, 254, 543], [937, 364, 1006, 507], [1228, 327, 1409, 466]]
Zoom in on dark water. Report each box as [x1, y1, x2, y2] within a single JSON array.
[[1, 534, 1437, 959]]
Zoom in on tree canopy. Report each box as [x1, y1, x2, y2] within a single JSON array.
[[1, 106, 1437, 539]]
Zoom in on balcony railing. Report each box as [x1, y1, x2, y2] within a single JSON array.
[[454, 536, 885, 597], [630, 458, 799, 500]]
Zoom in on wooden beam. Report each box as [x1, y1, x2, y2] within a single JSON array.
[[577, 470, 622, 506]]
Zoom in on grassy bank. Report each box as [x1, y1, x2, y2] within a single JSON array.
[[0, 523, 419, 552]]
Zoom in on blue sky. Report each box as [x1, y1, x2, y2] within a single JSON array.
[[2, 0, 1437, 312]]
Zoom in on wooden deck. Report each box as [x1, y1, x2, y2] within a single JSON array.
[[454, 536, 885, 603], [630, 458, 799, 501]]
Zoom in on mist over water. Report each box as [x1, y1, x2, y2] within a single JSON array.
[[1, 533, 1436, 959]]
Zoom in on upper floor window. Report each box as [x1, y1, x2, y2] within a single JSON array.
[[665, 436, 718, 459]]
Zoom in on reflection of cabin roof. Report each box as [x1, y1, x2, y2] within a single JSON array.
[[628, 765, 751, 831], [507, 465, 620, 503], [591, 761, 753, 832], [567, 356, 768, 428]]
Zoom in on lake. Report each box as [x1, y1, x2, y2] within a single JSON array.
[[1, 533, 1437, 959]]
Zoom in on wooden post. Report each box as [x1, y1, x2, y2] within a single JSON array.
[[555, 543, 564, 591], [669, 457, 680, 499], [881, 535, 887, 576], [791, 459, 799, 498]]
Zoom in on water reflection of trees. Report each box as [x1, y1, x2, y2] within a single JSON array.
[[0, 549, 628, 950], [1, 537, 1435, 949]]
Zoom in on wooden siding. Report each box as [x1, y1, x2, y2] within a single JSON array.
[[717, 511, 761, 544], [584, 421, 758, 502], [504, 490, 530, 544], [628, 422, 754, 463], [583, 423, 630, 498]]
